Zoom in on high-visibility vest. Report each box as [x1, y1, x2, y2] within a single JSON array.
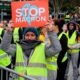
[[0, 50, 11, 66], [58, 32, 68, 62], [65, 15, 70, 22], [0, 28, 3, 36], [0, 28, 4, 41], [46, 32, 68, 71], [14, 43, 47, 80], [67, 31, 79, 53], [13, 28, 19, 43]]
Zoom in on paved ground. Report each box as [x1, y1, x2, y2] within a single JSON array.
[[68, 62, 80, 80]]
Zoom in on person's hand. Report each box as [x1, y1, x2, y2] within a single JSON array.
[[46, 20, 54, 32], [68, 46, 72, 49], [6, 21, 14, 32]]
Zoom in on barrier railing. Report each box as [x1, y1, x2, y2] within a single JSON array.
[[0, 66, 36, 80]]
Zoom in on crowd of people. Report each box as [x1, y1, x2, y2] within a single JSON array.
[[0, 16, 80, 80]]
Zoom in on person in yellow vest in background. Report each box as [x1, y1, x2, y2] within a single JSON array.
[[0, 50, 11, 80], [76, 23, 80, 70], [0, 22, 5, 43], [12, 27, 23, 43], [9, 20, 23, 43], [65, 13, 70, 23], [65, 21, 79, 80], [46, 19, 68, 80], [56, 20, 68, 80], [1, 21, 61, 80], [0, 21, 11, 80], [69, 23, 80, 74]]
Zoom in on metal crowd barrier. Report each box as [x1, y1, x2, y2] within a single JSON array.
[[0, 66, 36, 80]]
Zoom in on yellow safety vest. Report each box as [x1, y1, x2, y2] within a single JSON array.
[[58, 32, 68, 62], [67, 31, 79, 53], [0, 28, 3, 36], [14, 43, 47, 80], [0, 28, 4, 41], [0, 50, 11, 66], [65, 15, 70, 22], [46, 32, 68, 71], [13, 28, 19, 43]]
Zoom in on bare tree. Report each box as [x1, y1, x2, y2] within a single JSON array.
[[52, 0, 60, 18]]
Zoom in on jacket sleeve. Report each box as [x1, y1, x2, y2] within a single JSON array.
[[70, 42, 80, 49], [0, 31, 16, 56], [45, 31, 61, 58]]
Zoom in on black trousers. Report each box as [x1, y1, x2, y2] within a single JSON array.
[[56, 59, 68, 80]]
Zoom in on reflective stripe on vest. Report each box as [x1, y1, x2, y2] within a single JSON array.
[[0, 50, 11, 66], [15, 62, 46, 68], [46, 57, 57, 70], [62, 52, 67, 62], [15, 43, 47, 80], [13, 28, 19, 43], [67, 31, 79, 53], [46, 32, 68, 71]]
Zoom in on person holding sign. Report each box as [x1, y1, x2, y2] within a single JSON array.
[[0, 21, 61, 80]]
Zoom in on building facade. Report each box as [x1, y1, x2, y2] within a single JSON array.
[[0, 0, 12, 21]]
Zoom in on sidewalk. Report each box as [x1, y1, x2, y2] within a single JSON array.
[[68, 62, 80, 80]]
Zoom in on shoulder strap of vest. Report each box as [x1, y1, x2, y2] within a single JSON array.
[[58, 32, 66, 40]]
